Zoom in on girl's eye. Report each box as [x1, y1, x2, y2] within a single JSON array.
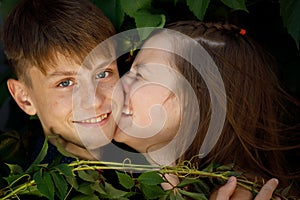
[[96, 71, 110, 79], [136, 72, 143, 79], [58, 80, 74, 87]]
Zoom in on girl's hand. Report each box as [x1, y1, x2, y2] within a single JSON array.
[[210, 176, 279, 200]]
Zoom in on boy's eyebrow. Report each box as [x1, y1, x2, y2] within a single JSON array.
[[46, 61, 113, 77], [47, 70, 79, 77]]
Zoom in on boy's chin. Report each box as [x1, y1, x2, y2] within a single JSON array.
[[82, 137, 111, 150]]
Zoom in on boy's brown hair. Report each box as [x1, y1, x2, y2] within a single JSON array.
[[1, 0, 115, 86]]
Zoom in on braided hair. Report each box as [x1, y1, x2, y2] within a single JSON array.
[[166, 21, 300, 194]]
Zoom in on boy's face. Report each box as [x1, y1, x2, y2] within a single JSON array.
[[9, 51, 123, 158]]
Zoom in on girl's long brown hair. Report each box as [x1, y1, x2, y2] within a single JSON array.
[[166, 20, 300, 194]]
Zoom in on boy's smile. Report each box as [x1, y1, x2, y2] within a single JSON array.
[[73, 113, 109, 124], [22, 52, 123, 157]]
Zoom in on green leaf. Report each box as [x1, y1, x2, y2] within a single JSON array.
[[0, 0, 20, 20], [169, 190, 185, 200], [5, 163, 24, 175], [33, 169, 55, 200], [186, 0, 210, 20], [160, 190, 172, 200], [140, 183, 165, 199], [54, 164, 73, 177], [50, 172, 68, 200], [18, 184, 44, 197], [27, 138, 48, 172], [90, 180, 106, 195], [179, 189, 207, 200], [221, 0, 248, 12], [279, 0, 300, 48], [116, 171, 135, 189], [133, 11, 165, 41], [120, 0, 152, 16], [66, 176, 79, 190], [177, 178, 200, 188], [29, 114, 39, 120], [193, 179, 211, 194], [137, 171, 165, 185], [71, 194, 99, 200], [133, 11, 165, 28], [77, 170, 100, 182], [104, 182, 129, 199], [216, 163, 234, 171], [281, 182, 292, 197], [224, 171, 243, 177], [77, 182, 95, 195], [92, 0, 125, 30], [119, 0, 166, 44], [202, 162, 216, 173], [4, 174, 24, 185]]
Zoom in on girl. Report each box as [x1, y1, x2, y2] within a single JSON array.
[[114, 21, 300, 198]]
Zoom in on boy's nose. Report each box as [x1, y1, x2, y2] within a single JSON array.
[[79, 84, 105, 110]]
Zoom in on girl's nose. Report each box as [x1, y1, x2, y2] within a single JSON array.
[[121, 71, 135, 94]]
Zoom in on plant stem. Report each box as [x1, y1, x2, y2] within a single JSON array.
[[0, 161, 289, 200], [69, 160, 161, 169], [2, 180, 35, 200]]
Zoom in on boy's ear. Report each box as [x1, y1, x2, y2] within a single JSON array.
[[7, 79, 37, 116]]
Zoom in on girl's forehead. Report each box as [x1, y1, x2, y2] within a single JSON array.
[[143, 32, 173, 51], [137, 48, 171, 61]]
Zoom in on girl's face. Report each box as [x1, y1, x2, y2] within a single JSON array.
[[114, 46, 181, 154]]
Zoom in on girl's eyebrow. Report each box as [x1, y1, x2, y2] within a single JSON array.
[[134, 64, 147, 70]]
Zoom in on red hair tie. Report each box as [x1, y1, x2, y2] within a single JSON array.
[[239, 28, 246, 35]]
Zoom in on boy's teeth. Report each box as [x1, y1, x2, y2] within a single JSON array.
[[82, 113, 108, 123]]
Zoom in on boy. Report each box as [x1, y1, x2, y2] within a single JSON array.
[[1, 0, 122, 160], [1, 1, 279, 197]]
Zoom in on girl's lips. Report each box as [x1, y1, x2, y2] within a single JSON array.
[[73, 113, 110, 124]]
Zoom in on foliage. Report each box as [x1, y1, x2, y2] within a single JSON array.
[[279, 0, 300, 49], [0, 0, 300, 48], [0, 1, 299, 199], [0, 138, 296, 200]]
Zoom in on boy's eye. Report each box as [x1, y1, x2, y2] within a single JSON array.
[[96, 71, 110, 79], [58, 80, 74, 87]]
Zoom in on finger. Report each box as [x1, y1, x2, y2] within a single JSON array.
[[254, 178, 279, 200], [211, 176, 237, 200], [228, 186, 252, 200]]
